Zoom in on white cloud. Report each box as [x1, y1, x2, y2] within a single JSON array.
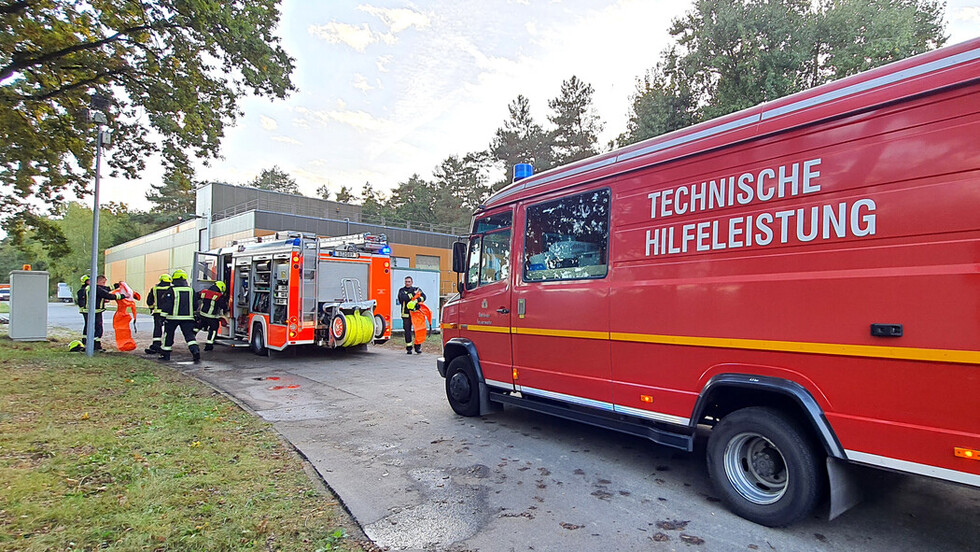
[[308, 22, 378, 51], [352, 73, 377, 92], [376, 55, 392, 72], [260, 115, 278, 131], [272, 136, 303, 146], [294, 106, 385, 131], [953, 6, 980, 23], [358, 5, 430, 33]]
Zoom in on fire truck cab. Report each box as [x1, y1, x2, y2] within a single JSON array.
[[194, 232, 393, 354], [439, 39, 980, 526]]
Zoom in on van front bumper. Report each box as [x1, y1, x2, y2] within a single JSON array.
[[437, 356, 446, 378]]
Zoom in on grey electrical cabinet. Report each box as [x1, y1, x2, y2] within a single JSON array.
[[9, 270, 49, 341]]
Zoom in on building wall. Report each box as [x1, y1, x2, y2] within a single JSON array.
[[388, 244, 456, 296]]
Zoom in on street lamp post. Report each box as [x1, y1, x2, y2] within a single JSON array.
[[84, 96, 110, 357]]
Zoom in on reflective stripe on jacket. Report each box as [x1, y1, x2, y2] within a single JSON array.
[[198, 286, 226, 318]]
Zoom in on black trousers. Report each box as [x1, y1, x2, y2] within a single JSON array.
[[162, 319, 200, 357], [80, 312, 104, 348], [199, 316, 221, 345], [151, 313, 165, 345]]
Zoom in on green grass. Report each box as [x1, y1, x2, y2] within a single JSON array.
[[0, 302, 8, 313], [0, 337, 366, 552]]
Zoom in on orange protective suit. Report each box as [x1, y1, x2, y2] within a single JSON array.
[[409, 291, 432, 346], [112, 282, 140, 352]]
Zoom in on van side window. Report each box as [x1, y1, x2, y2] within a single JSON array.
[[524, 189, 610, 282], [466, 211, 513, 290]]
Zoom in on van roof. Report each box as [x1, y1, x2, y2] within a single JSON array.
[[483, 37, 980, 210]]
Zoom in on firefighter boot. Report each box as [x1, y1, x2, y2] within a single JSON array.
[[406, 346, 413, 355], [415, 344, 422, 354], [145, 343, 161, 355], [204, 344, 214, 352], [158, 352, 171, 361]]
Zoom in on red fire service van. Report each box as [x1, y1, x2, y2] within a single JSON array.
[[194, 232, 392, 354], [439, 39, 980, 526]]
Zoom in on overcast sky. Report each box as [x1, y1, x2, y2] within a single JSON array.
[[100, 0, 980, 211]]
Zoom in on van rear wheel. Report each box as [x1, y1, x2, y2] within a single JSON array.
[[706, 407, 823, 527], [445, 356, 480, 417]]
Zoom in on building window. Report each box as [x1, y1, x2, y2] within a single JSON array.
[[416, 255, 440, 270], [393, 256, 410, 268], [524, 188, 610, 282]]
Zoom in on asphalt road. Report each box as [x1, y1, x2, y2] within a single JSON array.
[[43, 303, 980, 551]]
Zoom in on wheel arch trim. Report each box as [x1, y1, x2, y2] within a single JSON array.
[[693, 373, 845, 459]]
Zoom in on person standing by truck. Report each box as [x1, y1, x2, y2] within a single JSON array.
[[144, 273, 172, 355], [195, 280, 227, 351], [157, 269, 200, 363], [397, 276, 426, 354]]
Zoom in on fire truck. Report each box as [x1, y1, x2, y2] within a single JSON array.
[[439, 38, 980, 526], [193, 232, 393, 354]]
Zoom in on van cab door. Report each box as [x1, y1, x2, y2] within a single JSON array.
[[458, 210, 514, 388]]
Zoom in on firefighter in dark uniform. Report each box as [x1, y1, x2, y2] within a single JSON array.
[[144, 273, 172, 355], [396, 276, 426, 354], [72, 274, 123, 351], [195, 280, 227, 351], [157, 269, 201, 363]]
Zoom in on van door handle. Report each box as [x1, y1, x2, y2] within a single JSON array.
[[497, 307, 510, 314]]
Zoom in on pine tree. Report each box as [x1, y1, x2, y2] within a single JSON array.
[[547, 76, 604, 166]]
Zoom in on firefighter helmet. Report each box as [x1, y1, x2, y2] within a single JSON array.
[[215, 281, 227, 293], [80, 274, 90, 283], [171, 269, 188, 280], [159, 273, 172, 283]]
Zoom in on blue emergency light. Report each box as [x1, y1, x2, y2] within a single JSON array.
[[514, 163, 533, 181], [380, 245, 391, 255]]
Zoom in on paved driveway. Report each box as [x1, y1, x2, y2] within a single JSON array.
[[45, 305, 980, 551]]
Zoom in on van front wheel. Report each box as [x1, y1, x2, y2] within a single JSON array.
[[445, 357, 480, 417], [706, 407, 823, 527]]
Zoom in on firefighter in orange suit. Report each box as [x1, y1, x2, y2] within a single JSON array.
[[195, 281, 227, 351], [74, 274, 124, 351]]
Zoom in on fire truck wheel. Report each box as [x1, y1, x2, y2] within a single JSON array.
[[373, 314, 387, 339], [250, 324, 267, 356], [706, 407, 823, 527], [331, 313, 348, 345], [445, 356, 481, 417]]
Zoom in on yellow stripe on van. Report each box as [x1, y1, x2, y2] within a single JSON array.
[[459, 324, 980, 365], [610, 332, 980, 365], [513, 327, 610, 340], [463, 324, 512, 334]]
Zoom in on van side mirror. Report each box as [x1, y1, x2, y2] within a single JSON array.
[[452, 241, 467, 273]]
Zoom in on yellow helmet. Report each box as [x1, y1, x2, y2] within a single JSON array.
[[159, 273, 172, 283], [80, 274, 90, 283], [172, 269, 188, 280], [215, 281, 227, 293]]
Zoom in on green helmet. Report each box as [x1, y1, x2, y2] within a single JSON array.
[[80, 274, 90, 283], [215, 281, 227, 293], [172, 269, 188, 280], [159, 273, 172, 283]]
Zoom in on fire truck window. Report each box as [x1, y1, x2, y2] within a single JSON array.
[[524, 188, 610, 282], [473, 211, 512, 234], [480, 230, 511, 285], [465, 236, 481, 290]]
